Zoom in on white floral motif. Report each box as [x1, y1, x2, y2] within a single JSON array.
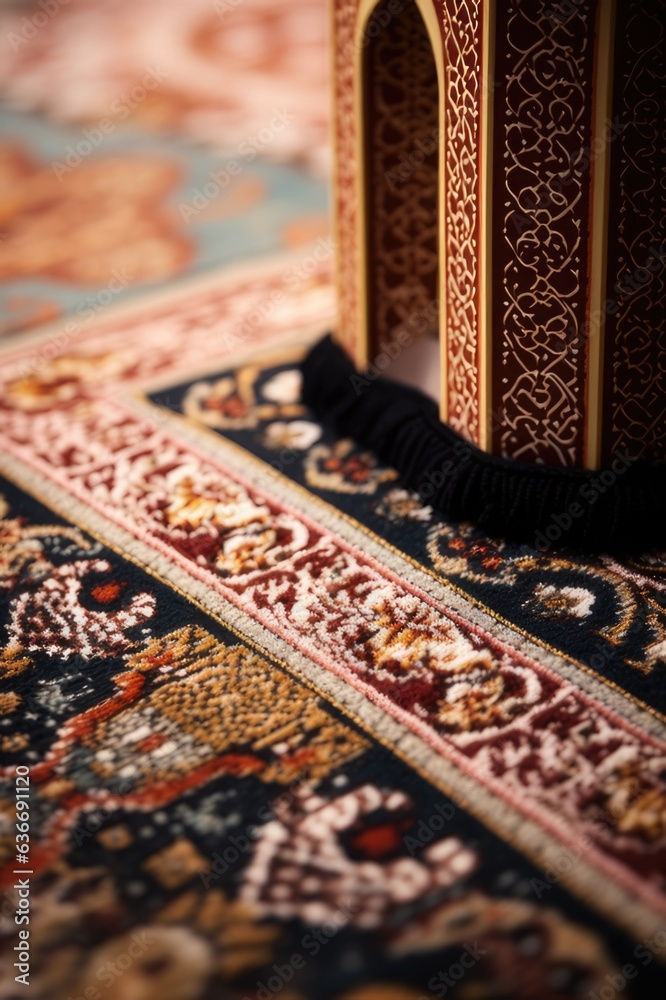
[[261, 369, 303, 403], [8, 559, 155, 659], [262, 420, 321, 451], [241, 785, 477, 928]]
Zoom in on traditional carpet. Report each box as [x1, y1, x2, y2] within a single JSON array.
[[0, 0, 331, 175], [0, 257, 665, 1000], [0, 107, 328, 337], [1, 1, 666, 997]]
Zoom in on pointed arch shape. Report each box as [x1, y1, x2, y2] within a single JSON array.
[[352, 0, 449, 416]]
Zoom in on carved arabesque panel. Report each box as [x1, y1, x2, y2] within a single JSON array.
[[333, 0, 361, 360], [491, 1, 597, 466], [602, 0, 666, 465], [437, 0, 483, 442]]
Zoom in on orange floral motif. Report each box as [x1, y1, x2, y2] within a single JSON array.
[[0, 143, 193, 285], [0, 0, 331, 173], [365, 594, 540, 733], [20, 624, 367, 814], [182, 366, 307, 431], [304, 440, 398, 494], [3, 352, 131, 412]]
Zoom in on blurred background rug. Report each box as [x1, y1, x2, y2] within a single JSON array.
[[0, 2, 665, 999], [0, 0, 331, 173]]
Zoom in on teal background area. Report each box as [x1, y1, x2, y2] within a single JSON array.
[[0, 107, 329, 330]]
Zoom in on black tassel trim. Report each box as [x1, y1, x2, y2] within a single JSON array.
[[300, 334, 666, 552]]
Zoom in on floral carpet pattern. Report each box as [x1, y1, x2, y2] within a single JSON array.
[[0, 107, 328, 337], [0, 259, 665, 1000], [0, 0, 331, 175], [1, 0, 665, 997]]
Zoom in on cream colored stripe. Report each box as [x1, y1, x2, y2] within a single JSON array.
[[329, 0, 345, 356], [478, 0, 495, 452], [352, 0, 372, 370], [0, 250, 332, 358], [126, 392, 665, 738]]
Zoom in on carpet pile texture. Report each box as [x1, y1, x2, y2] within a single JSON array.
[[0, 1, 664, 998]]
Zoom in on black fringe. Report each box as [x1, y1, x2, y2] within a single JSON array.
[[300, 334, 666, 552]]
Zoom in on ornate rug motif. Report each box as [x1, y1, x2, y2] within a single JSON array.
[[0, 0, 331, 175], [0, 260, 665, 1000], [0, 108, 328, 337]]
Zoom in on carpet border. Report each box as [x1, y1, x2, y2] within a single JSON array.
[[1, 449, 664, 944]]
